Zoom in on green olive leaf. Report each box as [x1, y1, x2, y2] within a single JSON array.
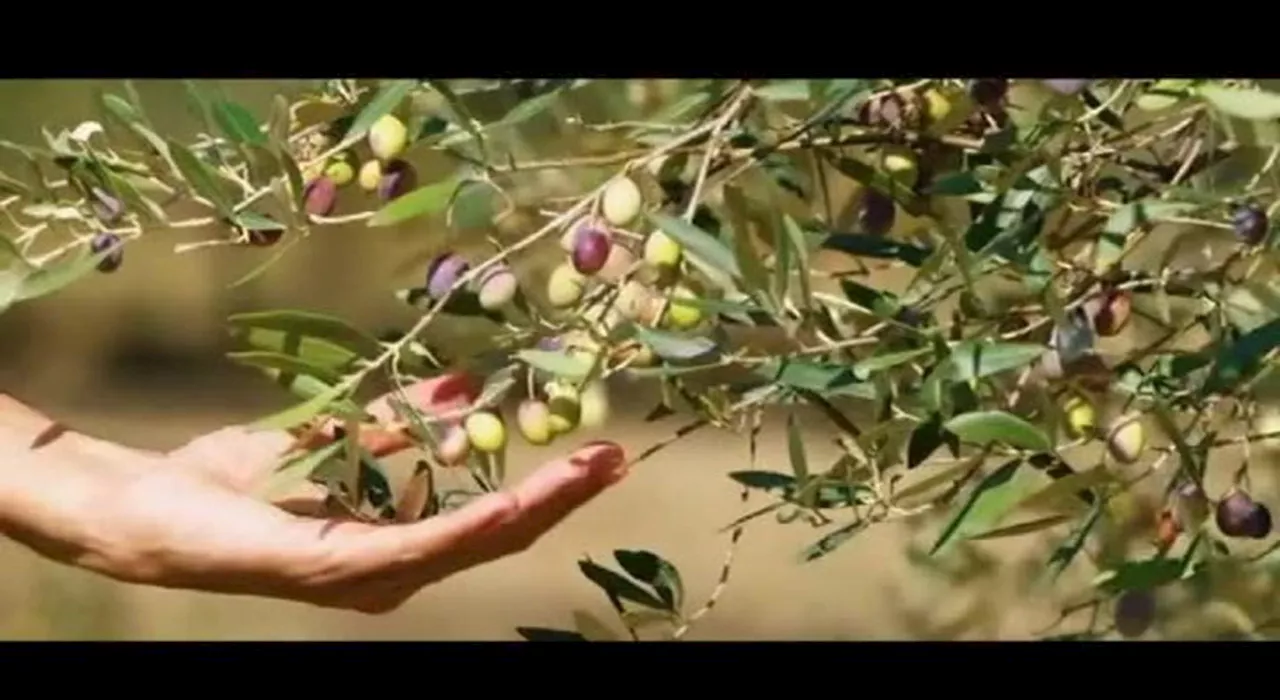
[[212, 99, 267, 146], [631, 326, 719, 362], [647, 211, 741, 280], [0, 266, 27, 316], [342, 80, 417, 145], [944, 411, 1052, 453], [228, 309, 381, 360], [226, 350, 343, 385], [17, 243, 123, 303], [944, 341, 1045, 382], [166, 139, 236, 217], [515, 349, 594, 381], [612, 549, 684, 612], [577, 559, 667, 611], [1198, 84, 1280, 121], [249, 383, 350, 432], [929, 458, 1044, 555], [368, 174, 464, 227], [254, 441, 345, 500]]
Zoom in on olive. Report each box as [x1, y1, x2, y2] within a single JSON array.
[[358, 160, 382, 191], [1105, 414, 1146, 464], [1232, 202, 1269, 245], [464, 411, 507, 453], [378, 160, 417, 201], [476, 265, 519, 310], [368, 114, 409, 162], [516, 400, 554, 446], [425, 253, 471, 300], [304, 177, 338, 216], [572, 226, 613, 275], [435, 424, 471, 465], [601, 176, 644, 227], [1216, 488, 1272, 539], [89, 232, 124, 273]]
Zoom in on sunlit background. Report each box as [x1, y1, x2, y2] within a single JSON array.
[[2, 79, 1279, 640]]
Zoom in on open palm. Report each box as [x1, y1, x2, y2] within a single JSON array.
[[45, 373, 627, 614]]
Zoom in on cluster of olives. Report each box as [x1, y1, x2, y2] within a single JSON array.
[[298, 114, 418, 221], [428, 380, 612, 464], [1063, 395, 1148, 465]]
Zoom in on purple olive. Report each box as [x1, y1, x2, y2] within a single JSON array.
[[378, 159, 417, 202], [89, 232, 123, 273], [572, 226, 612, 275], [1232, 203, 1268, 245], [425, 252, 470, 300], [968, 79, 1008, 109], [858, 92, 908, 129], [861, 191, 896, 236], [89, 187, 124, 224], [476, 265, 519, 310], [537, 336, 564, 352], [1043, 79, 1089, 95], [1216, 488, 1272, 539], [304, 177, 338, 216], [1114, 589, 1156, 639]]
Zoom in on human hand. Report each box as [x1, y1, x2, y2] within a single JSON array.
[[7, 374, 628, 614]]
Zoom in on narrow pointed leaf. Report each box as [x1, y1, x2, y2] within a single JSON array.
[[342, 80, 417, 144], [647, 211, 741, 279], [945, 411, 1052, 452], [367, 175, 463, 227]]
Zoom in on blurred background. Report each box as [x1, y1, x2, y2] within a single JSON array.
[[1, 79, 1278, 640]]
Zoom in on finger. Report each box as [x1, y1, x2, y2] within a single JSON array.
[[453, 441, 629, 564], [333, 441, 627, 581]]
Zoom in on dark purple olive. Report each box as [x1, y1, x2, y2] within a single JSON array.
[[89, 187, 124, 224], [1043, 79, 1089, 95], [378, 159, 417, 202], [304, 177, 338, 216], [1051, 307, 1095, 365], [425, 252, 470, 300], [572, 226, 612, 275], [89, 232, 123, 273], [1216, 489, 1272, 539], [1232, 203, 1269, 245], [860, 191, 896, 236], [1114, 589, 1156, 639], [969, 79, 1008, 109]]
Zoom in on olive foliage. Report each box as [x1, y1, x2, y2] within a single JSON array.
[[5, 78, 1280, 640]]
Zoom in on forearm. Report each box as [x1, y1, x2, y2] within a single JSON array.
[[0, 393, 145, 569]]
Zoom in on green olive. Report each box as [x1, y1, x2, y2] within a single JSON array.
[[664, 285, 704, 330], [1106, 413, 1147, 464], [516, 400, 554, 446], [644, 230, 682, 271], [601, 176, 644, 227], [546, 263, 587, 309], [368, 114, 408, 162], [358, 160, 382, 191], [545, 382, 582, 435], [324, 159, 355, 187], [579, 380, 611, 430], [464, 411, 507, 453]]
